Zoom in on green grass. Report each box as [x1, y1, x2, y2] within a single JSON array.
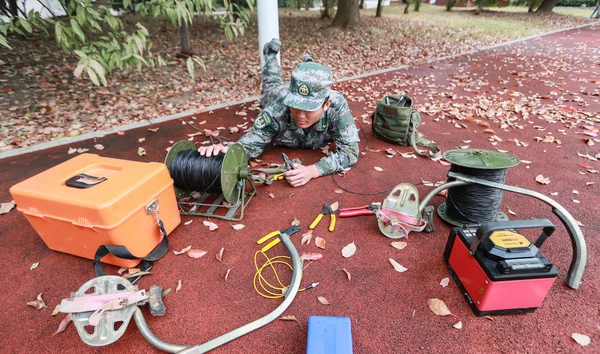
[[362, 4, 593, 40], [552, 6, 597, 17]]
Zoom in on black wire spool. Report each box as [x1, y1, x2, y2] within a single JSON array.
[[169, 149, 225, 194], [438, 149, 520, 227]]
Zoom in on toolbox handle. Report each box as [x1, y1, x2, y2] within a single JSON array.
[[470, 219, 555, 256], [65, 174, 107, 189]]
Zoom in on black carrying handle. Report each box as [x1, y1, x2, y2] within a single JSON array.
[[471, 219, 555, 255], [93, 219, 169, 284], [66, 174, 107, 189]]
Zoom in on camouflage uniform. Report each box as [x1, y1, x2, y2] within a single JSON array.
[[238, 47, 360, 176]]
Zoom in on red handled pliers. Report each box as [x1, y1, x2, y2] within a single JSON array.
[[339, 203, 381, 218]]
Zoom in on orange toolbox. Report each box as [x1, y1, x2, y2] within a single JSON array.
[[10, 153, 181, 268]]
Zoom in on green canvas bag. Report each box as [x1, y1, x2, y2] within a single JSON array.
[[371, 94, 441, 159]]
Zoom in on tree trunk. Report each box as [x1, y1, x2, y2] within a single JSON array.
[[535, 0, 558, 13], [180, 22, 192, 55], [404, 0, 410, 14], [8, 0, 18, 16], [376, 0, 384, 17], [332, 0, 361, 28], [359, 0, 365, 9], [297, 0, 301, 9], [446, 0, 456, 11], [528, 1, 535, 12], [322, 0, 331, 18]]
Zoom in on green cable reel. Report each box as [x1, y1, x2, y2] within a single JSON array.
[[164, 140, 256, 221], [437, 149, 520, 227]]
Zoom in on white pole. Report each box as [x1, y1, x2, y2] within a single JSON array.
[[257, 0, 280, 67]]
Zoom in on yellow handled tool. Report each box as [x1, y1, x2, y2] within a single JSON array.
[[310, 204, 337, 232], [256, 226, 301, 252]]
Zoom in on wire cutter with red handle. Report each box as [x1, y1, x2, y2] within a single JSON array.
[[339, 203, 381, 218]]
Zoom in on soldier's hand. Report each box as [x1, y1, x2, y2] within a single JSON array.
[[198, 144, 228, 157], [284, 163, 320, 187]]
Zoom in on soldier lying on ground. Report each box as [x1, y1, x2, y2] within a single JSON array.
[[198, 38, 360, 187]]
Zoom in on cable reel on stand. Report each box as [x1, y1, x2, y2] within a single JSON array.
[[436, 149, 519, 226], [165, 140, 256, 221]]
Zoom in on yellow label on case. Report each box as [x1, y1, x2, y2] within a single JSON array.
[[489, 231, 531, 249]]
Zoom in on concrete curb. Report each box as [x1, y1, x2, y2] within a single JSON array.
[[1, 22, 595, 160]]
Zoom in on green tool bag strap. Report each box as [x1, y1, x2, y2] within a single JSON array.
[[409, 110, 441, 159]]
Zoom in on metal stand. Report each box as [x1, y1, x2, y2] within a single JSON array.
[[178, 179, 256, 221]]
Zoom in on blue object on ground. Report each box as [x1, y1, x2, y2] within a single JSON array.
[[306, 316, 353, 354]]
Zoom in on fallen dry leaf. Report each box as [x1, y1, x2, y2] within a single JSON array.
[[187, 249, 207, 258], [53, 314, 72, 336], [138, 147, 146, 156], [389, 258, 408, 273], [94, 144, 104, 150], [440, 277, 450, 287], [216, 247, 224, 262], [128, 268, 141, 275], [30, 262, 39, 270], [183, 220, 193, 226], [27, 293, 47, 310], [280, 315, 302, 326], [317, 296, 330, 305], [202, 220, 219, 231], [225, 268, 231, 282], [0, 200, 16, 215], [300, 252, 323, 261], [117, 130, 125, 135], [301, 231, 313, 245], [427, 298, 452, 316], [138, 137, 145, 143], [269, 193, 275, 199], [315, 237, 326, 250], [342, 242, 357, 258], [571, 333, 591, 346], [174, 245, 192, 255], [453, 321, 463, 330], [374, 167, 384, 172], [535, 174, 550, 185], [232, 224, 245, 230], [334, 188, 344, 194], [122, 271, 151, 279], [508, 208, 517, 216], [330, 202, 339, 212], [148, 127, 159, 132], [176, 280, 182, 293], [292, 218, 300, 227], [391, 241, 407, 250], [342, 268, 351, 282], [483, 316, 494, 321]]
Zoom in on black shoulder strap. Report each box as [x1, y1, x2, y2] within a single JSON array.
[[93, 219, 169, 284]]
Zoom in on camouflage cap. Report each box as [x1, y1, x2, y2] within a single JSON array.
[[283, 62, 333, 112]]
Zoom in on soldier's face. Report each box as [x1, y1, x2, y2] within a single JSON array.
[[290, 99, 332, 129]]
